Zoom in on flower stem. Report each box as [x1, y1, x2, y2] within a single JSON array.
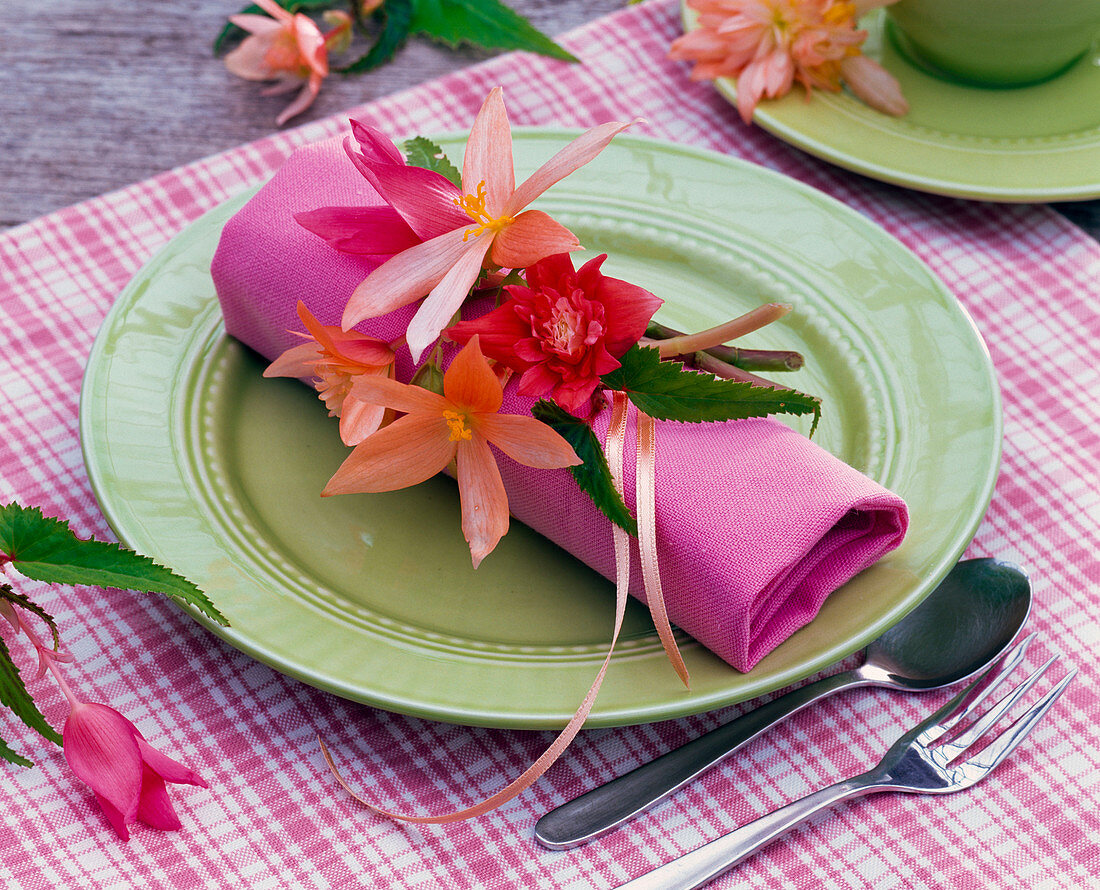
[[689, 350, 792, 392], [652, 303, 792, 359], [648, 322, 804, 371], [646, 316, 803, 371], [15, 613, 79, 707]]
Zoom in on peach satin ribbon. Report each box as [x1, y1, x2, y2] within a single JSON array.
[[318, 391, 687, 821]]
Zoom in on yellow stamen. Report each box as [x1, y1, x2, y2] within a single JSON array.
[[443, 409, 473, 442], [453, 181, 514, 242], [824, 2, 857, 26]]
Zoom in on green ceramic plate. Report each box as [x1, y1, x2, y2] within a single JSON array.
[[682, 6, 1100, 202], [80, 132, 1000, 728]]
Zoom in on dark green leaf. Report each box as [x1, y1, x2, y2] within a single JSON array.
[[0, 632, 61, 754], [0, 584, 61, 651], [337, 0, 414, 72], [0, 733, 33, 768], [402, 137, 462, 187], [601, 346, 822, 432], [408, 0, 578, 62], [531, 401, 637, 535], [213, 0, 336, 55], [0, 504, 228, 626]]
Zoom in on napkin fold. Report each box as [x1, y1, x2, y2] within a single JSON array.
[[211, 135, 908, 672]]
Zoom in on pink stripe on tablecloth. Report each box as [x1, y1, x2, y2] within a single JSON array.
[[1, 1, 1097, 887]]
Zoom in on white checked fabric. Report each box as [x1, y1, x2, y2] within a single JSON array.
[[1, 1, 1097, 887]]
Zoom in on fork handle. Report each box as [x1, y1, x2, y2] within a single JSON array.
[[614, 775, 884, 890], [535, 670, 860, 849]]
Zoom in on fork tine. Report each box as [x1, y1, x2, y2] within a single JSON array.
[[936, 655, 1058, 760], [915, 633, 1034, 746], [964, 668, 1076, 773]]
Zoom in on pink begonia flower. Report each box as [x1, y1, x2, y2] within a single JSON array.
[[669, 0, 907, 124], [63, 701, 207, 840], [2, 594, 206, 840], [339, 87, 638, 362], [448, 253, 663, 414], [224, 0, 352, 126], [264, 301, 397, 446]]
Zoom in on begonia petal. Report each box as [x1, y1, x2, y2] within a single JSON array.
[[135, 738, 207, 788], [136, 769, 183, 831], [224, 35, 278, 80], [323, 414, 455, 495], [343, 228, 472, 329], [263, 341, 321, 379], [443, 336, 503, 415], [295, 205, 421, 255], [490, 211, 580, 270], [94, 792, 131, 840], [405, 239, 492, 363], [477, 413, 581, 469], [339, 396, 388, 446], [462, 87, 515, 215], [367, 163, 469, 240], [63, 704, 142, 822], [456, 435, 510, 568], [350, 375, 449, 415], [505, 120, 636, 215]]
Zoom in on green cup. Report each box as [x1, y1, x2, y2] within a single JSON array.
[[886, 0, 1100, 87]]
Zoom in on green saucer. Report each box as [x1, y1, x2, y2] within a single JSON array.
[[682, 6, 1100, 202]]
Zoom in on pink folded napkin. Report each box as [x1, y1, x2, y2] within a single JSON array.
[[211, 135, 908, 672]]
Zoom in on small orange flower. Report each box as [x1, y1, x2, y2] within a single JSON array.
[[670, 0, 907, 123], [264, 301, 396, 446], [224, 0, 351, 125], [322, 336, 581, 567]]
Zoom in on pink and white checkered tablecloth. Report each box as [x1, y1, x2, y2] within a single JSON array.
[[1, 1, 1097, 886]]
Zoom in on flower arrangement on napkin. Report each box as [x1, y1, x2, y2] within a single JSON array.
[[211, 85, 908, 820], [0, 503, 224, 838], [670, 0, 909, 123], [256, 87, 829, 667]]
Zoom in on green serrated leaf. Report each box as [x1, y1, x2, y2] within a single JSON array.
[[0, 733, 33, 768], [601, 346, 822, 431], [531, 401, 637, 536], [337, 0, 414, 73], [0, 504, 228, 626], [0, 633, 61, 751], [408, 0, 578, 62], [402, 136, 463, 187], [213, 0, 336, 55], [0, 584, 61, 651]]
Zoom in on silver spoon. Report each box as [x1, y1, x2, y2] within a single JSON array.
[[534, 557, 1032, 849]]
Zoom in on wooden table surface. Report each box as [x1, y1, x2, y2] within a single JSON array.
[[2, 0, 1096, 236]]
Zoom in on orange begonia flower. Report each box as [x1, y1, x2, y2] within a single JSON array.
[[224, 0, 351, 126], [341, 87, 637, 363], [264, 301, 397, 446], [322, 336, 581, 567], [669, 0, 907, 123]]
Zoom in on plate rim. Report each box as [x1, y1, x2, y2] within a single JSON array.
[[80, 130, 1002, 728]]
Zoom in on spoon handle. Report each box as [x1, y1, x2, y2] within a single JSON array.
[[534, 669, 859, 849]]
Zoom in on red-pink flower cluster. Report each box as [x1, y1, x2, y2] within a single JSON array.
[[448, 253, 663, 414]]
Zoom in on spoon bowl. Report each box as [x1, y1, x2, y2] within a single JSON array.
[[535, 557, 1032, 849], [857, 558, 1031, 688]]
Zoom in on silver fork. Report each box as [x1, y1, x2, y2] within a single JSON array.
[[614, 635, 1075, 890]]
